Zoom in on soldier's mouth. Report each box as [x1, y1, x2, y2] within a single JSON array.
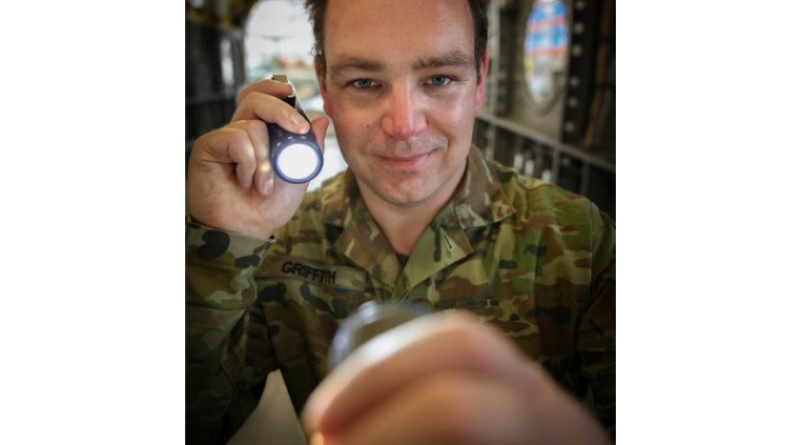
[[376, 151, 433, 170]]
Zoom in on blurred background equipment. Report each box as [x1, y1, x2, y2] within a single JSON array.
[[477, 0, 615, 216]]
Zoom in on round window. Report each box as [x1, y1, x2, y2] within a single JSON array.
[[523, 0, 569, 110]]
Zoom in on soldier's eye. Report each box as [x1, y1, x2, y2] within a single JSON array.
[[350, 79, 376, 89], [428, 76, 452, 87]]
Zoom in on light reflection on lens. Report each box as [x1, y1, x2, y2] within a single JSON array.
[[277, 143, 319, 180]]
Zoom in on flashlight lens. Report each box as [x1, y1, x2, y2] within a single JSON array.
[[276, 143, 320, 180]]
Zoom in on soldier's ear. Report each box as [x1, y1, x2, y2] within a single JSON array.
[[315, 57, 333, 117], [474, 51, 489, 111]]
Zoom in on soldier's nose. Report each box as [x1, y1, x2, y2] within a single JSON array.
[[381, 86, 427, 141]]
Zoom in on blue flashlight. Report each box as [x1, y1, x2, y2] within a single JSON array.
[[268, 75, 324, 184]]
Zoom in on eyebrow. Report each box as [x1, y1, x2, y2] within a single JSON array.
[[329, 51, 475, 81], [413, 51, 474, 71], [329, 57, 385, 80]]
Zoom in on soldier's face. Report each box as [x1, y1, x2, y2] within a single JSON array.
[[318, 0, 487, 208]]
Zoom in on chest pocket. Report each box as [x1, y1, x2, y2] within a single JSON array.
[[257, 256, 368, 320]]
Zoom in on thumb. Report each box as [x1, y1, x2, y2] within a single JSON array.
[[310, 117, 329, 153]]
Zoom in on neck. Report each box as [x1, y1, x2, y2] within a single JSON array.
[[358, 163, 467, 256]]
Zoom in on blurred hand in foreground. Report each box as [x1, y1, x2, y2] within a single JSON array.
[[303, 311, 610, 445]]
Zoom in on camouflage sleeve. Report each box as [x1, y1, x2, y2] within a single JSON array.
[[575, 205, 616, 437], [186, 221, 277, 445]]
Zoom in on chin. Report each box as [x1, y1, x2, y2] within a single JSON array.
[[373, 182, 435, 207]]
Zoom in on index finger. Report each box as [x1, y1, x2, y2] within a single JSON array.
[[231, 92, 310, 133], [237, 78, 294, 105]]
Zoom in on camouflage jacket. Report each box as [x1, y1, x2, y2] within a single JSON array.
[[186, 146, 616, 444]]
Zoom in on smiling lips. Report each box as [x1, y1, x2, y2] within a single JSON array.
[[377, 151, 433, 170]]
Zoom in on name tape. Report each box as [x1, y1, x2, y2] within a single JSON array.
[[281, 261, 337, 285]]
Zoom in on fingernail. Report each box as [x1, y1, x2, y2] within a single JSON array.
[[291, 116, 310, 133], [264, 176, 274, 194]]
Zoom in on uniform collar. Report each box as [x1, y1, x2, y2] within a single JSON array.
[[436, 145, 516, 229], [321, 145, 515, 290]]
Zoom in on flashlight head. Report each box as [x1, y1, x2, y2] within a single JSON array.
[[268, 123, 323, 184], [328, 301, 431, 372], [266, 74, 324, 184]]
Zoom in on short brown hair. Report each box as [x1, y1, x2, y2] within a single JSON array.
[[305, 0, 488, 78]]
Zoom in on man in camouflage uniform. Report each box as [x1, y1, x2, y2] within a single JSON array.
[[187, 0, 614, 444]]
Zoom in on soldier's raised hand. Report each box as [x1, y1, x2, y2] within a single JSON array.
[[188, 79, 328, 239]]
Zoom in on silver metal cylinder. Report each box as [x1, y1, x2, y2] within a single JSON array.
[[328, 301, 431, 372]]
